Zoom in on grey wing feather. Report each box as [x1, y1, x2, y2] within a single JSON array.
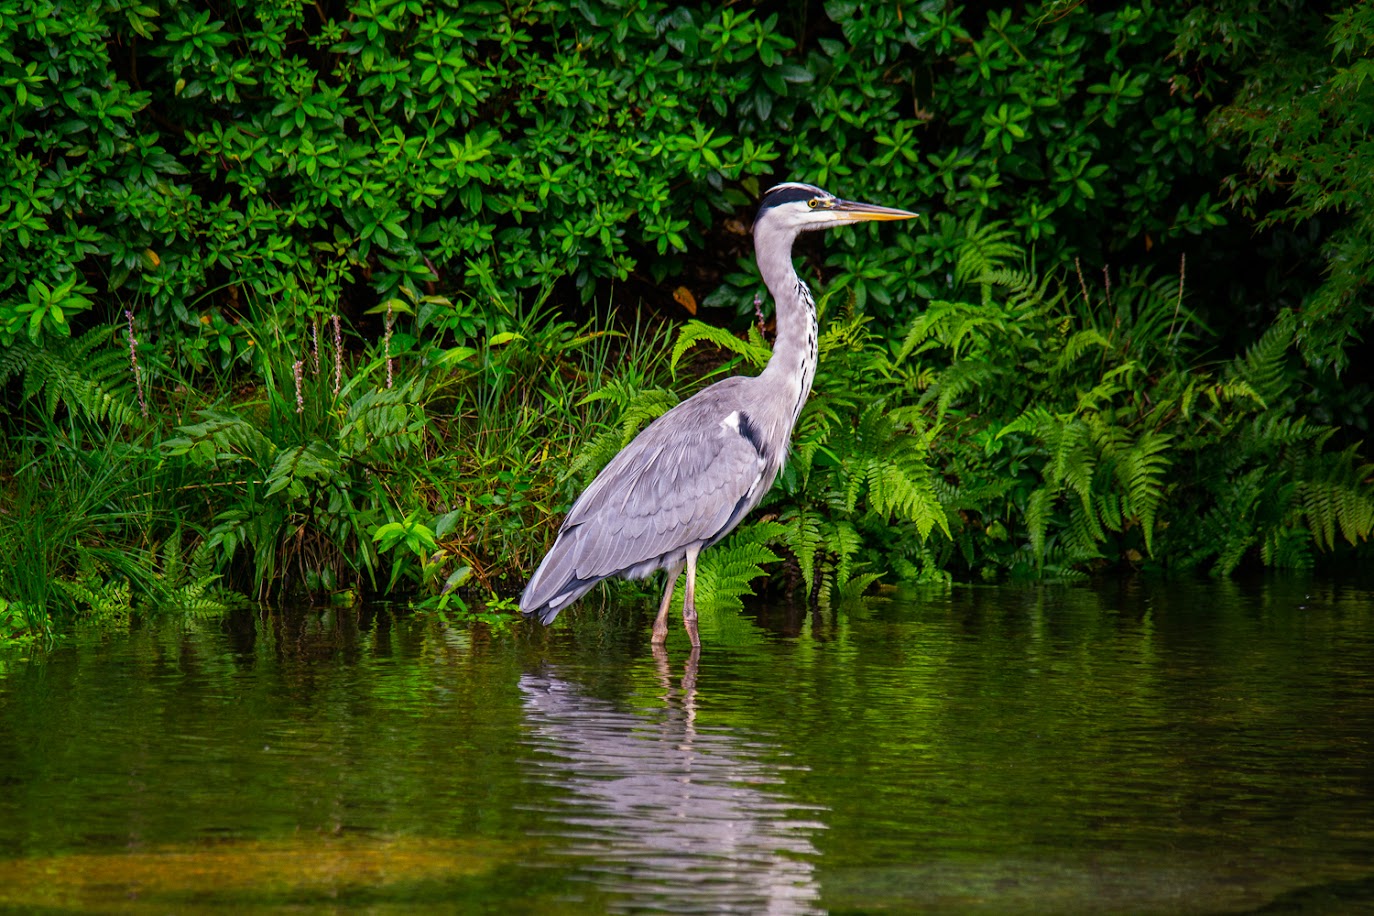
[[521, 382, 770, 623]]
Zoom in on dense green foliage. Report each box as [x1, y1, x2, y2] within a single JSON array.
[[3, 0, 1373, 639], [1178, 2, 1374, 375], [2, 0, 1252, 349]]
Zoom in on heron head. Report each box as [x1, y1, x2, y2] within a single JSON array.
[[754, 182, 920, 237]]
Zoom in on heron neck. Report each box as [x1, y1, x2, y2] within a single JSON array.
[[756, 234, 818, 424]]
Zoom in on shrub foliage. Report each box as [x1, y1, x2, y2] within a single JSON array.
[[3, 0, 1249, 349]]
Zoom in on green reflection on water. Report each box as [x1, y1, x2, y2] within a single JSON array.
[[0, 577, 1371, 913]]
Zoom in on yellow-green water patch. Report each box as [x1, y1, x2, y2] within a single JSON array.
[[0, 835, 523, 913]]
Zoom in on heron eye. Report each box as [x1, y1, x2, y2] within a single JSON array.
[[807, 199, 818, 209]]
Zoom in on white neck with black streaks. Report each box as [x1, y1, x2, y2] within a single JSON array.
[[755, 225, 819, 434]]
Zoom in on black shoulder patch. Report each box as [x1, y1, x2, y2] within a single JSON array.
[[759, 183, 821, 211], [737, 411, 768, 458]]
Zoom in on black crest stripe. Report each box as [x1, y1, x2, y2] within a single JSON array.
[[759, 184, 820, 210]]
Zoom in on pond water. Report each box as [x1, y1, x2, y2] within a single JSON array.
[[1, 577, 1372, 913]]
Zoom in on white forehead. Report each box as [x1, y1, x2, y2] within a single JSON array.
[[755, 182, 837, 235]]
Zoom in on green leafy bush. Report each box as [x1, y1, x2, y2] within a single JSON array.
[[1181, 1, 1374, 382], [655, 224, 1374, 610], [2, 0, 1246, 350]]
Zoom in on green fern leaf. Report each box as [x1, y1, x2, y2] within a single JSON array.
[[1025, 486, 1053, 565], [952, 217, 1022, 287], [687, 520, 785, 613], [831, 520, 864, 589], [670, 319, 771, 373], [1299, 444, 1374, 550], [838, 571, 883, 600], [926, 359, 1002, 417], [868, 453, 950, 540], [1262, 525, 1313, 569], [782, 509, 824, 596], [1230, 310, 1296, 406], [1118, 429, 1172, 554], [8, 330, 142, 428]]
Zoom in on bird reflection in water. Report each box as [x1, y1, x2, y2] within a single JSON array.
[[520, 647, 825, 914]]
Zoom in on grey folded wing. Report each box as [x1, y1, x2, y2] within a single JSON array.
[[520, 398, 770, 622]]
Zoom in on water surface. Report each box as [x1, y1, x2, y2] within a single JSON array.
[[1, 578, 1372, 913]]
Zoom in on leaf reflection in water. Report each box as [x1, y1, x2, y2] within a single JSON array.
[[520, 647, 825, 915]]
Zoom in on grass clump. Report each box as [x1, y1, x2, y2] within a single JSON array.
[[0, 288, 684, 639]]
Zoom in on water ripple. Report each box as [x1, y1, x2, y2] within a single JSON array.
[[519, 648, 824, 914]]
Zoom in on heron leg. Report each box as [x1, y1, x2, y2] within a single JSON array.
[[651, 561, 684, 645], [683, 544, 702, 649]]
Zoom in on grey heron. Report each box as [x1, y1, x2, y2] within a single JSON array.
[[520, 182, 919, 646]]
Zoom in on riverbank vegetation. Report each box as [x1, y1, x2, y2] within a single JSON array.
[[3, 0, 1373, 640]]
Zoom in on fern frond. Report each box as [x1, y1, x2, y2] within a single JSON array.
[[56, 572, 134, 623], [1239, 414, 1325, 453], [1198, 467, 1268, 575], [983, 266, 1059, 318], [926, 359, 1002, 417], [564, 427, 626, 483], [1075, 380, 1127, 414], [1033, 546, 1094, 582], [1179, 376, 1205, 420], [137, 533, 246, 614], [817, 311, 874, 360], [781, 509, 824, 595], [1024, 486, 1054, 565], [1064, 499, 1106, 558], [1230, 310, 1296, 406], [1044, 415, 1095, 499], [1299, 443, 1374, 550], [1118, 429, 1173, 554], [830, 520, 864, 590], [8, 331, 142, 428], [670, 319, 771, 373], [0, 338, 34, 385], [952, 217, 1022, 287], [1096, 489, 1124, 532], [838, 571, 883, 599], [1262, 525, 1313, 569], [898, 299, 1011, 361], [1056, 329, 1111, 373], [1087, 413, 1131, 456], [786, 414, 831, 487], [868, 451, 951, 540], [998, 405, 1055, 440], [614, 389, 678, 443], [854, 399, 891, 449], [687, 520, 784, 613], [848, 403, 951, 540], [1208, 378, 1266, 409]]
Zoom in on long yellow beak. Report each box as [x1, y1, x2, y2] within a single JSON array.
[[830, 199, 921, 222]]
